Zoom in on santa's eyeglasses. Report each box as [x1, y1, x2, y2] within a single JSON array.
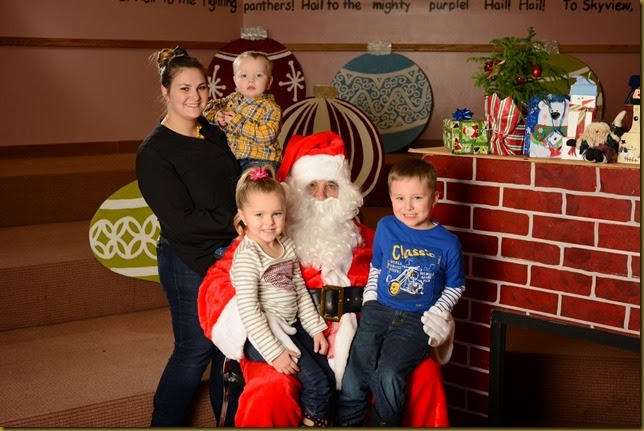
[[306, 180, 339, 197]]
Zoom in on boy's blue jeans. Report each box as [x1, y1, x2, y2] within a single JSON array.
[[152, 240, 239, 426], [337, 300, 429, 425], [244, 320, 335, 420]]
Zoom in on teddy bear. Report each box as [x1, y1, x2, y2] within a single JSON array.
[[566, 121, 620, 163]]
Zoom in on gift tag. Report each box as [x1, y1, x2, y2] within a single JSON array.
[[546, 130, 564, 149]]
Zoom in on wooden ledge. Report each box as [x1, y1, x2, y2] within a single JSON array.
[[0, 37, 640, 54], [409, 147, 641, 170]]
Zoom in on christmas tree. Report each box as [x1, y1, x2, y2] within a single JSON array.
[[469, 27, 567, 114]]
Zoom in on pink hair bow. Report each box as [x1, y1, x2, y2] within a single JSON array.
[[249, 167, 269, 181]]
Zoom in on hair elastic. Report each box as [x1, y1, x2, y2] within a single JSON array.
[[173, 46, 188, 57]]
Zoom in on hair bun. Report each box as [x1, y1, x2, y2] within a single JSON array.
[[173, 46, 189, 57]]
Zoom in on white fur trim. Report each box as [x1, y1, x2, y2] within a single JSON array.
[[290, 154, 347, 185], [211, 297, 247, 360], [329, 312, 358, 390]]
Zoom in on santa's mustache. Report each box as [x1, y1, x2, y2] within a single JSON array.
[[290, 192, 358, 225]]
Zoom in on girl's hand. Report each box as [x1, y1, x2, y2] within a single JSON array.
[[272, 350, 300, 374], [313, 332, 328, 355]]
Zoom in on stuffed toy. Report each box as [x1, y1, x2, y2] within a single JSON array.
[[568, 121, 620, 163]]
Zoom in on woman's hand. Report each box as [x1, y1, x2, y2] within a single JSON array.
[[272, 350, 300, 374], [313, 332, 328, 356]]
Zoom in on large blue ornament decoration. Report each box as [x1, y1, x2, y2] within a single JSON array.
[[331, 42, 433, 153]]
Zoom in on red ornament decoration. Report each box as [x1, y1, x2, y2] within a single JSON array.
[[207, 27, 306, 112], [531, 65, 542, 78], [516, 75, 525, 86], [484, 61, 494, 72], [277, 86, 383, 198]]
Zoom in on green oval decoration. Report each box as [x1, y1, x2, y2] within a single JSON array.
[[89, 181, 160, 283]]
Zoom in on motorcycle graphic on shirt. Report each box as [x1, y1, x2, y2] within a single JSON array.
[[387, 265, 423, 296], [385, 244, 441, 298]]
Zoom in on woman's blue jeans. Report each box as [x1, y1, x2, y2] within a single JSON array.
[[244, 320, 335, 420], [337, 301, 429, 425], [151, 240, 239, 426]]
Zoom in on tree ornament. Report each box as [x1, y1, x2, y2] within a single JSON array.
[[516, 75, 525, 86], [532, 65, 542, 78], [484, 61, 494, 72]]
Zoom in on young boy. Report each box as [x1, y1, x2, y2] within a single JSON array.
[[204, 51, 282, 172], [337, 157, 466, 427]]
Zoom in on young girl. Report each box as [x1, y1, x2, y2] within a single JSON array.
[[230, 165, 334, 427]]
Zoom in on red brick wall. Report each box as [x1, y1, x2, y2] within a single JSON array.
[[418, 150, 641, 426]]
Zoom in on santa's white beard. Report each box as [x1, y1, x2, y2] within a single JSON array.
[[286, 181, 363, 282]]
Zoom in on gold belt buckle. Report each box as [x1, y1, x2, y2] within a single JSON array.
[[320, 285, 344, 322]]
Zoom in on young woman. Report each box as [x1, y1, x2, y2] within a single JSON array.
[[136, 46, 241, 426]]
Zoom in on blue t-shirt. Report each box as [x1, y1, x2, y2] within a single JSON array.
[[372, 216, 465, 312]]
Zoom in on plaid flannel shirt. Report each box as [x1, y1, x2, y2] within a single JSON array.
[[204, 92, 282, 162]]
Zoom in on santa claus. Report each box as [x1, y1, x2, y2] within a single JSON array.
[[198, 131, 455, 427]]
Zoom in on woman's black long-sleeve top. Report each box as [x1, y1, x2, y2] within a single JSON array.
[[136, 118, 241, 276]]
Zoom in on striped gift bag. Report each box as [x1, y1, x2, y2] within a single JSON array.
[[485, 93, 526, 155]]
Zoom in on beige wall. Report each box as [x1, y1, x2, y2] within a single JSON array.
[[0, 0, 640, 148]]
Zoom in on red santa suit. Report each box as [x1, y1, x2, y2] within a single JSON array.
[[197, 131, 451, 427]]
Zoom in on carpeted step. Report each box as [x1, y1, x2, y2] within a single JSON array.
[[0, 308, 216, 427], [0, 153, 136, 227], [0, 220, 166, 331]]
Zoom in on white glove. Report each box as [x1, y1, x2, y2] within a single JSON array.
[[321, 267, 351, 288], [255, 313, 301, 364], [421, 306, 453, 347]]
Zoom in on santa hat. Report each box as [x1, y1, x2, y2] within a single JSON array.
[[276, 131, 348, 184]]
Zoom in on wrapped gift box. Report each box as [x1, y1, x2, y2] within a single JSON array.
[[565, 75, 598, 141], [443, 119, 489, 154], [566, 94, 596, 139], [524, 94, 570, 158]]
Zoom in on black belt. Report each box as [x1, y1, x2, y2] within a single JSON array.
[[308, 285, 364, 322]]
